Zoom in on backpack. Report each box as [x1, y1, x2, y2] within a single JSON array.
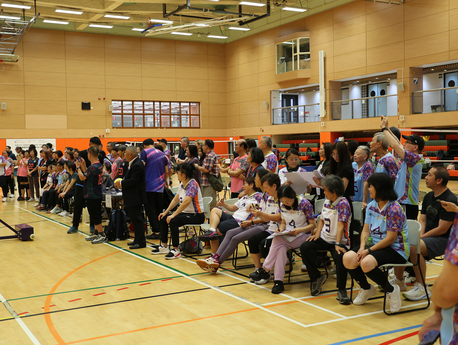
[[178, 236, 203, 254], [206, 173, 224, 192], [104, 209, 129, 241]]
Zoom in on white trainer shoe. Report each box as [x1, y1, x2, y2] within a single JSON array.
[[402, 282, 431, 301], [387, 284, 402, 313], [353, 285, 377, 305], [151, 245, 170, 255]]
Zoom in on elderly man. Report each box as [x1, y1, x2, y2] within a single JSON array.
[[217, 139, 248, 198], [176, 137, 189, 164], [369, 132, 400, 183], [115, 146, 147, 249], [258, 136, 278, 173]]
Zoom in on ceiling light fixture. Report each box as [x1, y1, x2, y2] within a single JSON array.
[[195, 23, 210, 27], [228, 26, 250, 31], [43, 20, 69, 25], [171, 31, 192, 36], [0, 15, 20, 20], [1, 3, 30, 9], [132, 28, 144, 32], [104, 14, 130, 20], [282, 6, 307, 12], [55, 9, 83, 15], [239, 1, 266, 7], [149, 19, 173, 24], [207, 35, 228, 39], [89, 24, 113, 28]]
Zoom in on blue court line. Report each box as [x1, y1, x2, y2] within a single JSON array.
[[328, 324, 421, 345]]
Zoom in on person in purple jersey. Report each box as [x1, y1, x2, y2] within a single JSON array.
[[140, 139, 169, 238]]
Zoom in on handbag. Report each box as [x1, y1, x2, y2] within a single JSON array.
[[206, 173, 223, 192]]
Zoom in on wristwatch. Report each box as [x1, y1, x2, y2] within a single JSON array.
[[368, 247, 373, 254], [381, 127, 388, 132]]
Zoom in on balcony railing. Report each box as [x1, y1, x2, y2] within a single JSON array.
[[412, 86, 458, 114], [331, 94, 398, 120], [272, 104, 320, 125]]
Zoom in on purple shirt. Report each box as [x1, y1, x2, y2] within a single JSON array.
[[140, 148, 167, 193], [262, 152, 278, 172]]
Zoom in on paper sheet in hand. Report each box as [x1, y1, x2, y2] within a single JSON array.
[[267, 230, 294, 240], [284, 172, 310, 195], [105, 194, 112, 208]]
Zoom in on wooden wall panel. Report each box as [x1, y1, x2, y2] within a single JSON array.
[[105, 75, 142, 90], [67, 73, 105, 89], [366, 23, 405, 49], [0, 115, 25, 129], [66, 45, 105, 61], [23, 57, 66, 74], [26, 115, 67, 129], [333, 16, 366, 41], [105, 48, 142, 64], [404, 0, 449, 22], [25, 101, 67, 115], [405, 32, 450, 60], [176, 66, 209, 80], [104, 35, 141, 50], [65, 31, 104, 47], [141, 77, 176, 91], [141, 38, 176, 52], [23, 42, 65, 59], [334, 33, 366, 56], [0, 100, 24, 115], [175, 54, 208, 68], [24, 72, 66, 87], [141, 51, 176, 65], [105, 62, 142, 76], [142, 64, 176, 78], [366, 5, 404, 32], [405, 12, 449, 40]]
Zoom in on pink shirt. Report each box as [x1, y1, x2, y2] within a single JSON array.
[[17, 158, 28, 177]]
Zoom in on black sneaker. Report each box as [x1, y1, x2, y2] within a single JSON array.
[[254, 268, 271, 285], [272, 281, 284, 294], [249, 268, 261, 283], [310, 275, 327, 296], [146, 233, 161, 240], [336, 289, 352, 305], [199, 230, 219, 240]]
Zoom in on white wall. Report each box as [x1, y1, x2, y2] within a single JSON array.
[[423, 72, 443, 113], [387, 78, 398, 116]]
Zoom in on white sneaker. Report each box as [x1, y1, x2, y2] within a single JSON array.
[[2, 197, 7, 202], [58, 211, 69, 217], [35, 198, 40, 202], [329, 266, 336, 274], [196, 256, 220, 272], [50, 206, 60, 214], [301, 264, 308, 272], [33, 202, 40, 207], [8, 194, 14, 198], [151, 245, 170, 255], [402, 282, 431, 301], [387, 284, 402, 313], [353, 285, 377, 305], [404, 272, 417, 284], [389, 277, 407, 291], [165, 248, 181, 260]]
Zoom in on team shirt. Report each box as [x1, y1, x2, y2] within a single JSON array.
[[262, 152, 278, 173], [259, 192, 281, 234], [178, 179, 204, 214], [280, 196, 314, 242], [278, 166, 307, 185], [5, 157, 13, 176], [365, 200, 409, 259], [83, 162, 103, 199], [17, 158, 28, 177], [232, 192, 262, 223], [394, 151, 424, 205], [320, 197, 351, 246], [28, 157, 39, 177], [111, 157, 122, 180], [164, 148, 171, 159], [0, 156, 6, 176], [352, 161, 374, 203], [117, 159, 129, 179], [200, 150, 219, 187], [441, 213, 458, 344], [140, 148, 167, 193], [229, 154, 248, 193], [375, 152, 399, 179]]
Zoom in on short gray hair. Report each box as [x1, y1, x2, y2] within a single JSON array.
[[321, 175, 345, 197], [126, 146, 138, 156], [181, 137, 190, 145], [357, 145, 371, 160], [374, 132, 389, 150], [261, 136, 272, 149]]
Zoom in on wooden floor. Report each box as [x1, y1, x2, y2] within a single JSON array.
[[0, 178, 452, 345]]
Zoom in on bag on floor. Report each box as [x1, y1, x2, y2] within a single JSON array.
[[104, 209, 129, 241], [178, 235, 203, 254]]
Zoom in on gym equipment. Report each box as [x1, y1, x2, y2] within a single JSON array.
[[0, 219, 34, 241]]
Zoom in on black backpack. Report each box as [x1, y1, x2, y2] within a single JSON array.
[[178, 236, 203, 254], [104, 209, 129, 241]]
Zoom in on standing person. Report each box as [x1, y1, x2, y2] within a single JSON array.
[[115, 147, 147, 249], [110, 146, 122, 180], [278, 148, 307, 185], [5, 146, 16, 161], [380, 116, 424, 220], [157, 139, 173, 187], [272, 144, 280, 162], [57, 161, 77, 217], [195, 139, 219, 210], [244, 147, 265, 179], [217, 139, 248, 199], [3, 151, 15, 199], [176, 137, 189, 164], [419, 200, 458, 345], [16, 150, 30, 201], [346, 140, 359, 160], [195, 139, 206, 164], [157, 138, 170, 159], [309, 142, 332, 201], [154, 163, 205, 259], [37, 150, 51, 189], [116, 145, 129, 179], [185, 145, 201, 186], [259, 136, 278, 173], [352, 145, 374, 207], [27, 148, 40, 202], [343, 173, 409, 313], [141, 138, 168, 239], [105, 142, 115, 163], [77, 146, 104, 244], [0, 152, 7, 202], [369, 132, 399, 183]]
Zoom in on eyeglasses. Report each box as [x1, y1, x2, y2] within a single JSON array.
[[287, 158, 299, 162]]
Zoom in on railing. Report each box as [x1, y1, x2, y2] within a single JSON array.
[[272, 103, 320, 125], [331, 94, 398, 120], [412, 86, 458, 114]]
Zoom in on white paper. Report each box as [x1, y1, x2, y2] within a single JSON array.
[[284, 172, 310, 195], [267, 230, 302, 242], [105, 194, 112, 208]]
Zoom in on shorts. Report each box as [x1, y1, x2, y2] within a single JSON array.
[[86, 198, 102, 226], [217, 211, 240, 235], [422, 236, 449, 260], [350, 246, 406, 266]]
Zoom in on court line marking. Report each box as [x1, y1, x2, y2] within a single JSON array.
[[0, 292, 41, 344], [378, 330, 419, 345]]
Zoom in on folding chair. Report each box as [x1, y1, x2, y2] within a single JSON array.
[[350, 220, 431, 315], [314, 199, 324, 215], [221, 176, 232, 199], [170, 186, 179, 195]]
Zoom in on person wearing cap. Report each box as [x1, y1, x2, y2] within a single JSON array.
[[157, 138, 174, 187], [380, 116, 425, 220], [157, 139, 170, 159]]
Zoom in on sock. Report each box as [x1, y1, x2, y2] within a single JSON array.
[[366, 268, 393, 293], [213, 253, 220, 261], [209, 228, 216, 232], [348, 267, 371, 290]]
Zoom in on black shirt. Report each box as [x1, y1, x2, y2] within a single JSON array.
[[421, 188, 458, 238], [338, 162, 355, 197], [178, 148, 187, 160], [117, 159, 129, 179]]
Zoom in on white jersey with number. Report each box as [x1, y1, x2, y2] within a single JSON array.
[[259, 192, 280, 233], [319, 197, 351, 246]]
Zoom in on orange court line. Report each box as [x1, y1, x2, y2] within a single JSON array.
[[44, 251, 121, 345], [64, 307, 259, 344]]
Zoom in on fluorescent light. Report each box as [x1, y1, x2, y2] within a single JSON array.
[[104, 14, 130, 20], [171, 32, 192, 36], [55, 9, 83, 15], [195, 23, 210, 27], [207, 35, 228, 39], [239, 1, 265, 7], [1, 3, 30, 9], [43, 20, 69, 25], [0, 15, 20, 20], [282, 6, 307, 12], [89, 24, 113, 29], [132, 28, 144, 32], [149, 19, 173, 24], [228, 26, 250, 31]]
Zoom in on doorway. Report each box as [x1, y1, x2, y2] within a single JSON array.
[[281, 94, 298, 123], [368, 83, 387, 117]]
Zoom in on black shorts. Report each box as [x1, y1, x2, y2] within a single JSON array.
[[423, 236, 449, 260], [350, 246, 406, 266], [86, 198, 102, 225], [217, 212, 240, 235]]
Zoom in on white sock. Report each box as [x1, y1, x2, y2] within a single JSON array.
[[209, 228, 216, 232]]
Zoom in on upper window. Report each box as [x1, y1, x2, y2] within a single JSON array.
[[276, 37, 310, 74], [112, 100, 200, 128]]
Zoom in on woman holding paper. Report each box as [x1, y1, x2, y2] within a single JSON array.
[[278, 148, 307, 185], [309, 142, 332, 200], [251, 184, 316, 294], [352, 145, 374, 207]]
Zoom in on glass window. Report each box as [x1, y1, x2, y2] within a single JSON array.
[[171, 115, 180, 127], [112, 114, 122, 128], [161, 102, 170, 114], [181, 115, 189, 127], [123, 101, 132, 113], [181, 102, 189, 114], [144, 101, 154, 113], [190, 103, 199, 114], [145, 115, 154, 127], [134, 101, 143, 114], [134, 115, 143, 127], [123, 115, 133, 127], [112, 100, 121, 113], [191, 116, 200, 128], [171, 102, 180, 114], [161, 116, 170, 127], [276, 37, 310, 74], [155, 115, 160, 128]]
